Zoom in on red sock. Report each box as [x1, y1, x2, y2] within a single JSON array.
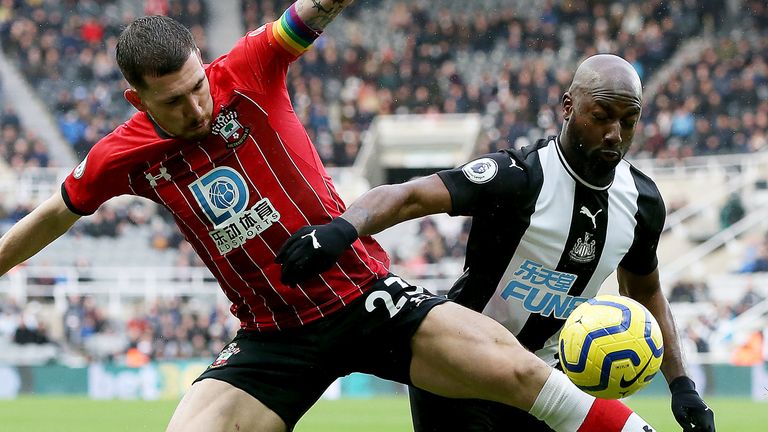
[[578, 398, 654, 432], [530, 370, 655, 432]]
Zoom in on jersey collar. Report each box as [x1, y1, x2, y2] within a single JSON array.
[[145, 112, 174, 140], [553, 136, 613, 191]]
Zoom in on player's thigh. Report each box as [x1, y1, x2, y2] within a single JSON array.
[[187, 330, 337, 430], [166, 378, 286, 432], [409, 301, 551, 408]]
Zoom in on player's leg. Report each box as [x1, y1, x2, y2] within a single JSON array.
[[166, 379, 286, 432], [409, 302, 655, 432], [166, 329, 338, 432], [410, 301, 550, 408]]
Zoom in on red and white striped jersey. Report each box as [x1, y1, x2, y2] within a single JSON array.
[[62, 23, 390, 331]]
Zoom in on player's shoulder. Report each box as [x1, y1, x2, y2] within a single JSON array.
[[453, 136, 552, 188], [501, 136, 553, 169], [87, 113, 168, 170], [621, 160, 666, 230], [623, 160, 664, 204]]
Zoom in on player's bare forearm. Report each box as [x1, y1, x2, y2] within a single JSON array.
[[618, 268, 688, 382], [0, 192, 80, 275], [341, 175, 452, 237], [639, 289, 687, 382], [295, 0, 354, 31]]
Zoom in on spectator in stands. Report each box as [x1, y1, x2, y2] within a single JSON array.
[[418, 218, 448, 265], [736, 286, 765, 313], [12, 314, 49, 344], [720, 193, 745, 229], [738, 236, 768, 273], [446, 218, 471, 259], [669, 280, 698, 303], [668, 280, 711, 303], [0, 300, 20, 341], [682, 324, 711, 396]]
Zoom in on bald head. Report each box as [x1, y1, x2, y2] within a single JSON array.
[[569, 54, 642, 104], [559, 54, 644, 187]]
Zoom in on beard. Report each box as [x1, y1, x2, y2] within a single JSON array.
[[579, 149, 622, 187]]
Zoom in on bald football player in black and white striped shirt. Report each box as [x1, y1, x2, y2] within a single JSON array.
[[277, 54, 715, 432]]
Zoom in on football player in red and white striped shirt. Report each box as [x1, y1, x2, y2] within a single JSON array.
[[0, 1, 657, 431]]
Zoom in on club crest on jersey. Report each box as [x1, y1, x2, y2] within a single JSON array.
[[210, 342, 240, 368], [145, 167, 171, 187], [569, 232, 596, 263], [212, 107, 250, 148], [462, 157, 498, 184]]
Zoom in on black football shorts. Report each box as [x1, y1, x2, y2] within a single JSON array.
[[194, 274, 448, 430]]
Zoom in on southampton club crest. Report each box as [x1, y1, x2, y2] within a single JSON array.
[[212, 107, 250, 148], [209, 342, 241, 368]]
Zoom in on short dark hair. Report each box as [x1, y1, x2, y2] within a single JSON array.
[[116, 15, 196, 89]]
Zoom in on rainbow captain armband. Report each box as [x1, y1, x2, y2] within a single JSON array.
[[272, 3, 322, 56]]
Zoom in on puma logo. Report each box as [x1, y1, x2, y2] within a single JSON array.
[[579, 206, 602, 229], [619, 358, 652, 389], [643, 426, 654, 432], [509, 157, 523, 171], [302, 229, 321, 249]]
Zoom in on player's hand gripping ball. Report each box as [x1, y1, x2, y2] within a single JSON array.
[[558, 295, 664, 399]]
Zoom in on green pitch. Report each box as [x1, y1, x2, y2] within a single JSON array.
[[0, 396, 764, 431]]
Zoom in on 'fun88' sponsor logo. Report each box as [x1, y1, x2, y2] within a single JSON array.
[[500, 259, 588, 319]]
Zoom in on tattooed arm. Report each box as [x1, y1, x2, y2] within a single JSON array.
[[294, 0, 354, 31]]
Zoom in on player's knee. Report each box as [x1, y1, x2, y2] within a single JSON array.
[[485, 332, 549, 389]]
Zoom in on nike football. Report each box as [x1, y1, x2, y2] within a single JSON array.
[[558, 295, 664, 399]]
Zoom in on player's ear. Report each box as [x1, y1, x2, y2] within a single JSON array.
[[562, 92, 573, 121], [124, 88, 147, 112]]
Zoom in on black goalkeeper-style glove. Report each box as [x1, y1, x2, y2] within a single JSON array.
[[670, 376, 715, 432], [275, 217, 358, 286]]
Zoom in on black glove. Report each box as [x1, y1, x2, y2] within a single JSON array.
[[275, 217, 358, 286], [670, 376, 715, 432]]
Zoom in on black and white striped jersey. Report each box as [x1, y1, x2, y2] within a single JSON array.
[[437, 136, 665, 365]]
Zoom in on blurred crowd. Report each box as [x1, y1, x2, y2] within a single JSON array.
[[736, 230, 768, 273], [64, 295, 235, 363], [0, 0, 209, 162], [0, 293, 236, 363], [0, 102, 50, 169], [669, 278, 766, 364], [0, 0, 767, 364], [242, 0, 749, 163], [0, 0, 763, 170], [638, 33, 768, 159]]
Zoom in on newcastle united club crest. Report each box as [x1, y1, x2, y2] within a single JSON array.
[[569, 232, 596, 263], [212, 107, 250, 148]]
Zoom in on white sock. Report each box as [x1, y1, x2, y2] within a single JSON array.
[[529, 370, 656, 432], [529, 369, 595, 432]]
